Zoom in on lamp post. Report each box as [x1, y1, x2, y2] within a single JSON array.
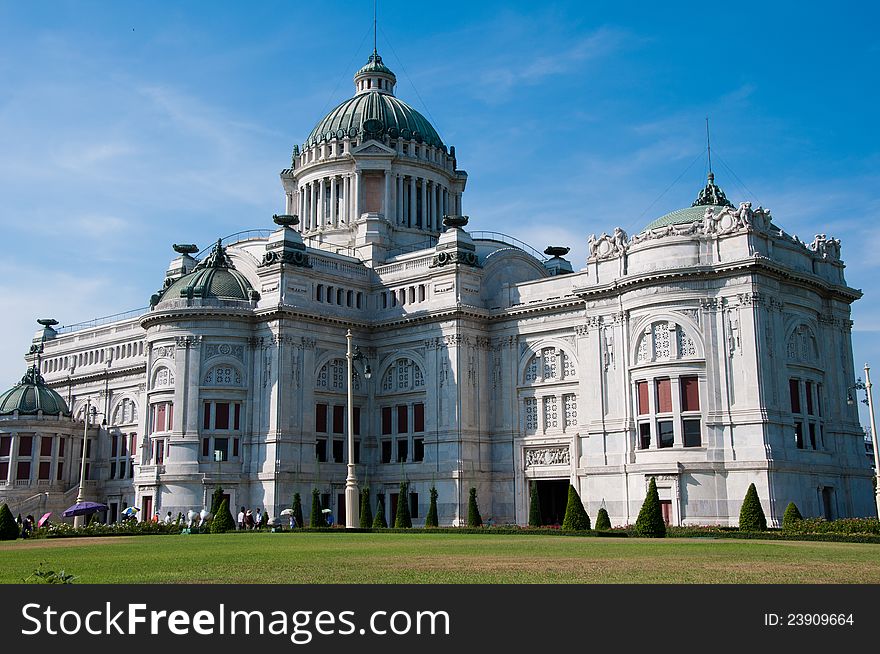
[[345, 329, 371, 528], [74, 399, 94, 528], [847, 364, 880, 518]]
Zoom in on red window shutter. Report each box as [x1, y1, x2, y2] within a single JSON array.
[[789, 379, 801, 414], [333, 405, 344, 434], [397, 405, 408, 434], [215, 403, 230, 430], [19, 435, 33, 457], [656, 379, 672, 413], [156, 404, 166, 432], [382, 407, 392, 435], [637, 382, 649, 415], [315, 404, 327, 433], [414, 403, 425, 433], [353, 407, 361, 436], [203, 403, 211, 430], [234, 403, 241, 430], [1, 436, 11, 457], [41, 436, 53, 457], [680, 377, 699, 412]]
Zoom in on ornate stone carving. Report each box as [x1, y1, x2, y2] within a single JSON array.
[[699, 298, 719, 312], [300, 337, 316, 350], [155, 345, 175, 359], [676, 308, 700, 325], [574, 325, 589, 337], [525, 447, 570, 468], [737, 292, 764, 307], [430, 249, 479, 268], [204, 343, 244, 362], [808, 234, 842, 260], [585, 315, 602, 328], [588, 227, 628, 260]]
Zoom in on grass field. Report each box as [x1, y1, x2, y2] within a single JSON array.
[[1, 533, 879, 584]]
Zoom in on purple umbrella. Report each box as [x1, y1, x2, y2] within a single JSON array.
[[62, 501, 109, 517]]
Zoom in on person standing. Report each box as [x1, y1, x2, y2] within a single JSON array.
[[237, 506, 245, 530], [254, 508, 262, 529]]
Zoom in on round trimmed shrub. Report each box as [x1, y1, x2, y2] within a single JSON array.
[[0, 503, 18, 540], [394, 482, 412, 528], [635, 478, 666, 537], [561, 484, 591, 530], [739, 483, 767, 531], [425, 486, 439, 528], [373, 494, 387, 529], [310, 488, 327, 528], [359, 488, 373, 529], [595, 507, 612, 531], [467, 487, 482, 527], [528, 481, 541, 527], [782, 502, 803, 530], [210, 499, 235, 533]]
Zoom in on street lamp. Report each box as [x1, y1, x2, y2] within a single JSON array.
[[847, 364, 880, 519], [74, 399, 104, 527], [345, 329, 371, 529]]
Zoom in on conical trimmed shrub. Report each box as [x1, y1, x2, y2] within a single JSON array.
[[210, 486, 224, 516], [528, 481, 541, 527], [210, 499, 235, 533], [394, 482, 412, 528], [425, 487, 439, 527], [373, 494, 387, 528], [561, 484, 591, 530], [291, 492, 303, 528], [467, 487, 482, 527], [595, 507, 612, 531], [359, 488, 373, 529], [782, 502, 803, 530], [635, 478, 666, 537], [0, 504, 18, 540], [310, 488, 326, 528], [739, 483, 767, 531]]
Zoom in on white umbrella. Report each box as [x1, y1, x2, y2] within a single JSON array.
[[280, 508, 294, 516], [321, 508, 332, 514]]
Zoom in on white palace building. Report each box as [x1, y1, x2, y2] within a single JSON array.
[[0, 50, 874, 527]]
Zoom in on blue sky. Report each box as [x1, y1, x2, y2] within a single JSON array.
[[0, 1, 878, 421]]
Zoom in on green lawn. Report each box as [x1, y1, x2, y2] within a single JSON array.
[[1, 532, 879, 584]]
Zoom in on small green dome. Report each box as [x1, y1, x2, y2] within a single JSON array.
[[0, 365, 70, 417], [644, 172, 734, 231], [355, 51, 396, 79], [153, 240, 258, 306]]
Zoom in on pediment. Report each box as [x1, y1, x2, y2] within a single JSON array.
[[351, 139, 396, 156]]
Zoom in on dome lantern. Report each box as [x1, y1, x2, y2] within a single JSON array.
[[353, 49, 397, 96]]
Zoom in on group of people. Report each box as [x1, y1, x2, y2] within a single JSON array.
[[15, 514, 36, 537], [236, 506, 270, 530]]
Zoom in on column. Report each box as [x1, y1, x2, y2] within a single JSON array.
[[352, 172, 360, 221], [330, 176, 338, 228], [384, 171, 392, 220], [318, 178, 325, 230], [299, 187, 305, 230], [396, 175, 403, 225], [442, 188, 448, 219], [425, 181, 432, 230], [311, 182, 318, 230], [342, 175, 349, 224], [6, 434, 15, 485], [420, 178, 428, 229], [409, 176, 416, 228]]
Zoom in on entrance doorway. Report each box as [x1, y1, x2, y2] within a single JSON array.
[[534, 480, 569, 526], [660, 500, 672, 525], [142, 496, 153, 521], [821, 487, 834, 521]]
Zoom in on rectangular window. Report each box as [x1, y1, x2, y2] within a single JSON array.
[[382, 407, 392, 435], [155, 439, 165, 464], [40, 436, 53, 457], [316, 403, 328, 433], [413, 437, 424, 462], [60, 438, 66, 458], [155, 404, 167, 433], [38, 461, 50, 480], [233, 438, 239, 457], [805, 381, 814, 415], [17, 461, 31, 481], [234, 403, 241, 430], [353, 407, 361, 436], [789, 379, 801, 414], [0, 461, 7, 480], [215, 437, 229, 462], [817, 385, 823, 417], [203, 403, 211, 430], [333, 405, 344, 434], [639, 423, 651, 450], [119, 435, 126, 456], [680, 376, 699, 412], [656, 379, 672, 413], [56, 462, 63, 481], [110, 461, 116, 480], [111, 435, 118, 458], [809, 423, 817, 449], [682, 419, 701, 447], [381, 439, 392, 464], [657, 420, 674, 448], [354, 438, 360, 464], [332, 439, 344, 463], [215, 403, 230, 430], [202, 438, 210, 457], [397, 405, 408, 434], [19, 435, 33, 457], [86, 440, 92, 459], [410, 493, 419, 519], [795, 422, 804, 449], [414, 403, 425, 433], [397, 438, 408, 463], [637, 381, 649, 415], [315, 438, 327, 463], [118, 460, 126, 479], [128, 435, 135, 458], [0, 436, 9, 457]]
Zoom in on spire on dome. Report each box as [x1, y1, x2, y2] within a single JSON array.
[[692, 172, 734, 208]]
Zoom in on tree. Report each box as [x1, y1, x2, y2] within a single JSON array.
[[210, 486, 224, 517], [425, 486, 439, 527], [359, 488, 373, 529], [595, 507, 612, 531], [467, 487, 482, 527], [394, 482, 412, 528], [372, 494, 387, 529], [210, 499, 235, 533], [561, 484, 591, 530], [291, 492, 304, 529], [0, 504, 18, 540], [739, 483, 767, 531], [310, 489, 327, 528], [528, 481, 542, 527], [635, 478, 666, 537], [782, 502, 803, 530]]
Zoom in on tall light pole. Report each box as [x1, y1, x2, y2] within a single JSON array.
[[847, 364, 880, 518], [345, 329, 371, 528], [73, 399, 93, 528]]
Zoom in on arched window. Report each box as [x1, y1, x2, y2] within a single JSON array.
[[153, 366, 175, 389], [379, 357, 425, 394], [112, 398, 139, 425], [317, 358, 359, 391], [522, 346, 577, 384], [635, 321, 699, 364], [203, 365, 242, 386]]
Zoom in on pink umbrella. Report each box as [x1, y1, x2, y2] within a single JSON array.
[[38, 512, 52, 527]]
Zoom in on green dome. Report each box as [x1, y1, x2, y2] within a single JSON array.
[[356, 51, 396, 78], [153, 239, 258, 306], [644, 172, 734, 231], [0, 365, 70, 417]]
